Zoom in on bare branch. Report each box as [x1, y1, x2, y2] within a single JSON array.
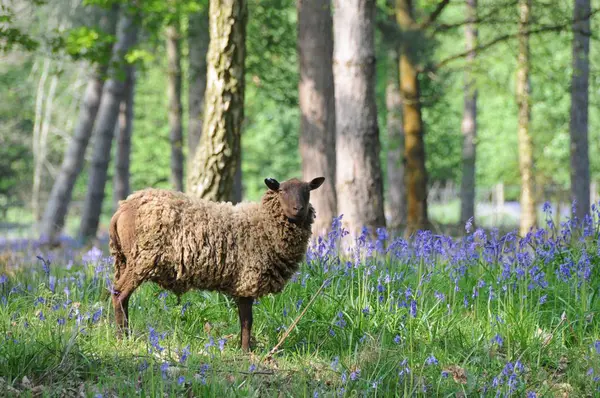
[[419, 0, 451, 30], [428, 8, 600, 72]]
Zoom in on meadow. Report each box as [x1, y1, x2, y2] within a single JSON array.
[[1, 206, 600, 397]]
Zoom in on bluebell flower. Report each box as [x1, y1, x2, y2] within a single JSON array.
[[594, 340, 600, 355], [441, 371, 449, 378], [425, 355, 438, 366], [38, 311, 45, 321], [539, 295, 547, 305], [398, 359, 410, 378], [296, 299, 303, 310], [57, 318, 65, 326], [92, 308, 103, 323], [331, 356, 339, 371], [341, 372, 347, 384], [181, 301, 191, 316], [180, 345, 190, 363], [410, 300, 417, 317], [349, 369, 360, 381], [434, 291, 445, 302], [394, 335, 401, 344], [526, 391, 537, 398], [205, 336, 215, 349], [362, 307, 370, 316], [160, 362, 169, 379], [248, 364, 256, 373], [218, 338, 227, 352], [492, 334, 503, 347], [465, 217, 474, 233], [49, 276, 56, 293], [0, 274, 7, 284], [178, 376, 185, 385]]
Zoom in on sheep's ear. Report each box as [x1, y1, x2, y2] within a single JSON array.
[[265, 178, 280, 191], [309, 177, 325, 190]]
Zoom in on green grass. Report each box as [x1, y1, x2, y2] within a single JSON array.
[[1, 219, 600, 397]]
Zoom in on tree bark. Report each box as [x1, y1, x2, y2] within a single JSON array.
[[113, 64, 136, 210], [386, 47, 405, 231], [32, 58, 51, 221], [333, 0, 385, 237], [298, 0, 337, 235], [167, 19, 184, 192], [397, 0, 429, 235], [516, 0, 536, 235], [40, 5, 119, 243], [460, 0, 478, 225], [79, 10, 139, 240], [187, 0, 247, 202], [187, 9, 209, 189], [569, 0, 591, 220]]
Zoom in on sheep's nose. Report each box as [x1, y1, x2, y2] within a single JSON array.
[[294, 205, 304, 212]]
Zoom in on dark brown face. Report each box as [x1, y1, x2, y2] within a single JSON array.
[[265, 177, 325, 223]]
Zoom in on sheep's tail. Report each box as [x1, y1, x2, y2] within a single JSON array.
[[109, 207, 125, 281]]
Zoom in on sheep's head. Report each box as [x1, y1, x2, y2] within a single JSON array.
[[264, 177, 325, 223]]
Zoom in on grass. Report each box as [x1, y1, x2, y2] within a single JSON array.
[[1, 210, 600, 397]]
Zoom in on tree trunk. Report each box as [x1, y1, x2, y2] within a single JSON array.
[[113, 64, 136, 210], [569, 0, 591, 220], [516, 0, 536, 235], [187, 0, 247, 202], [397, 0, 429, 235], [332, 0, 385, 236], [32, 58, 51, 221], [79, 10, 139, 240], [187, 9, 209, 188], [233, 156, 243, 204], [40, 5, 119, 243], [298, 0, 337, 235], [167, 19, 184, 192], [460, 0, 478, 225], [385, 47, 405, 231]]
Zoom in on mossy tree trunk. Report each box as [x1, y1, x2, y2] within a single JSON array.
[[79, 9, 139, 240], [397, 0, 429, 235], [570, 0, 591, 220], [516, 0, 536, 236], [40, 4, 119, 243], [298, 0, 337, 235], [167, 16, 184, 192], [187, 8, 209, 188], [188, 0, 247, 202], [460, 0, 478, 226], [113, 64, 136, 210], [333, 0, 386, 236]]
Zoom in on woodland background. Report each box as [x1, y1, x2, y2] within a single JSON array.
[[0, 0, 598, 241]]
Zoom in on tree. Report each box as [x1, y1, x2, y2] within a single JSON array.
[[570, 0, 591, 220], [460, 0, 478, 225], [333, 0, 385, 236], [79, 9, 139, 240], [166, 13, 184, 192], [396, 0, 429, 235], [40, 4, 119, 243], [187, 8, 209, 187], [187, 0, 247, 202], [516, 0, 536, 236], [385, 47, 405, 231], [297, 0, 337, 235], [113, 64, 136, 210]]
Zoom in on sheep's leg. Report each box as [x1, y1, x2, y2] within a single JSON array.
[[113, 275, 140, 339], [237, 297, 253, 352]]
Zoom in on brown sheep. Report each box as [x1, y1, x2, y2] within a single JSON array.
[[109, 176, 325, 351]]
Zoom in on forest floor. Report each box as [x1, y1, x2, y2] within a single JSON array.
[[1, 213, 600, 397]]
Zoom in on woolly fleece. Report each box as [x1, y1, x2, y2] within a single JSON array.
[[109, 187, 315, 298]]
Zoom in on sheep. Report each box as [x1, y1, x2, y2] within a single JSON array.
[[109, 176, 325, 351]]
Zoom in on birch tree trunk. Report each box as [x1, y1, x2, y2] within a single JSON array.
[[40, 5, 119, 243], [397, 0, 429, 235], [460, 0, 478, 225], [188, 0, 247, 202], [113, 64, 135, 210], [516, 0, 536, 235], [570, 0, 591, 220], [386, 47, 405, 231], [187, 9, 209, 188], [298, 0, 337, 235], [167, 18, 184, 192], [79, 10, 139, 240]]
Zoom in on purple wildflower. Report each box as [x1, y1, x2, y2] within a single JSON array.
[[492, 334, 504, 347], [160, 362, 169, 379], [180, 345, 190, 363], [178, 376, 185, 385], [350, 369, 360, 381], [410, 300, 417, 317], [248, 364, 256, 373], [218, 338, 226, 352], [0, 274, 7, 284], [425, 355, 438, 366]]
